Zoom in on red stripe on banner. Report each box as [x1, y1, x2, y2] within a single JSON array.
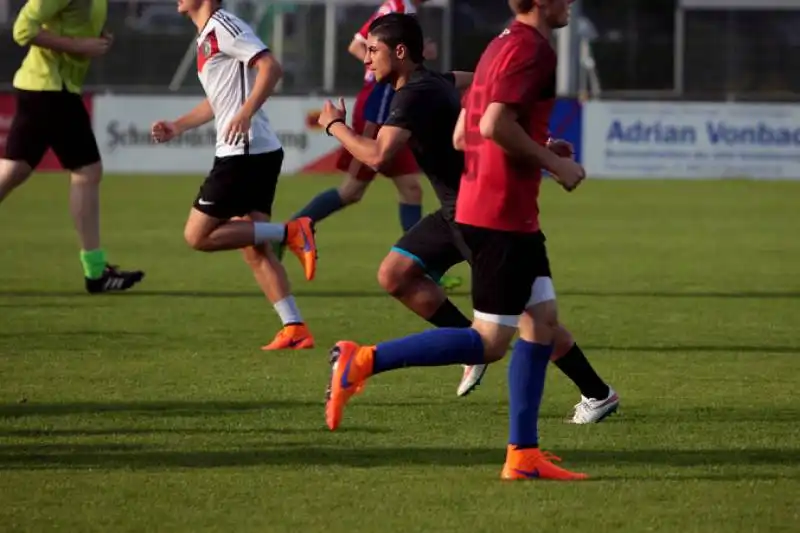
[[300, 148, 341, 173]]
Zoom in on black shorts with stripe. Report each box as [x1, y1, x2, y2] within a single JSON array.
[[392, 209, 471, 280], [4, 88, 100, 171], [193, 149, 284, 220]]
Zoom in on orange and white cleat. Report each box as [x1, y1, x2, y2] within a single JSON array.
[[325, 341, 374, 430], [284, 217, 317, 281], [501, 446, 589, 481], [261, 324, 315, 351]]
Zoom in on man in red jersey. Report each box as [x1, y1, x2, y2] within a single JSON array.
[[323, 0, 591, 482], [287, 0, 428, 236]]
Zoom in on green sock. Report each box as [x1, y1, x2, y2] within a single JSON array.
[[80, 249, 107, 280]]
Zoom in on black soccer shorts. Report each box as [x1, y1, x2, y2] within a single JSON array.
[[193, 148, 284, 220], [391, 209, 471, 280], [4, 88, 101, 171], [458, 223, 555, 323]]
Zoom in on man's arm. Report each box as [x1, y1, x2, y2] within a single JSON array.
[[348, 37, 367, 61], [328, 123, 410, 170], [13, 0, 104, 54], [479, 103, 561, 173], [478, 49, 563, 173], [350, 5, 383, 62], [239, 52, 283, 120], [453, 108, 466, 151], [217, 26, 283, 119], [174, 99, 214, 133]]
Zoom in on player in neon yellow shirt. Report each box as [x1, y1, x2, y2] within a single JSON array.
[[0, 0, 144, 293]]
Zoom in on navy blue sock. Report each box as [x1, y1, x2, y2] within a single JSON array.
[[399, 203, 422, 231], [373, 328, 484, 375], [292, 188, 345, 223], [508, 339, 552, 448]]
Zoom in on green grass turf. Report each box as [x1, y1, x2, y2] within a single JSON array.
[[1, 174, 799, 532]]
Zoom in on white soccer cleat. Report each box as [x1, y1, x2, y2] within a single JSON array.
[[457, 364, 488, 397], [569, 387, 620, 424]]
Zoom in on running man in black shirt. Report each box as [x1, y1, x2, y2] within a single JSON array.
[[318, 13, 617, 421]]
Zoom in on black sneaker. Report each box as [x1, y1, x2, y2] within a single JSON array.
[[85, 264, 145, 294]]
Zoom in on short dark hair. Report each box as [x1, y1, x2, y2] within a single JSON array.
[[508, 0, 535, 14], [368, 13, 424, 63]]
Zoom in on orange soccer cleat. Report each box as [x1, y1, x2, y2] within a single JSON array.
[[284, 217, 317, 281], [501, 446, 589, 481], [324, 341, 375, 430], [261, 324, 315, 351]]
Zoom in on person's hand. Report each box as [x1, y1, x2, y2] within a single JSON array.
[[74, 36, 112, 57], [547, 138, 574, 159], [551, 157, 586, 192], [318, 98, 347, 130], [223, 112, 251, 145], [151, 120, 181, 143]]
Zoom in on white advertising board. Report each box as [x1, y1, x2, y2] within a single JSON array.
[[93, 95, 354, 174], [582, 101, 800, 179]]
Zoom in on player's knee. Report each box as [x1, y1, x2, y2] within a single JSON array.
[[471, 321, 517, 363], [377, 255, 414, 296], [183, 226, 211, 251], [0, 159, 33, 192], [520, 302, 559, 344], [338, 184, 365, 205], [70, 161, 103, 186], [395, 175, 422, 204], [338, 174, 369, 205], [240, 244, 264, 266], [480, 335, 511, 363]]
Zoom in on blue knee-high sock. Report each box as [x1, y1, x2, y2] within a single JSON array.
[[292, 188, 345, 223], [373, 328, 484, 375], [508, 339, 552, 449], [399, 203, 422, 231]]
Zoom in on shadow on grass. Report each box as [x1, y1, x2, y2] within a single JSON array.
[[0, 401, 320, 418], [0, 400, 481, 420], [0, 289, 798, 300], [0, 444, 798, 479], [584, 344, 799, 354], [0, 426, 389, 438], [4, 401, 798, 424], [615, 406, 800, 423]]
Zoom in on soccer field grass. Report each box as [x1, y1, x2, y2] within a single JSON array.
[[1, 175, 798, 532]]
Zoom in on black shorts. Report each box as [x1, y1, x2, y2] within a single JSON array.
[[392, 209, 470, 280], [458, 223, 553, 317], [4, 89, 100, 171], [193, 149, 283, 219]]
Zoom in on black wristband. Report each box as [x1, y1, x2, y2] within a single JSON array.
[[325, 118, 345, 136]]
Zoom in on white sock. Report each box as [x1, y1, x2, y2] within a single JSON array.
[[274, 296, 303, 325], [253, 222, 286, 245]]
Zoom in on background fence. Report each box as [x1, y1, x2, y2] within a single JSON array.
[[2, 0, 799, 99], [1, 0, 799, 178]]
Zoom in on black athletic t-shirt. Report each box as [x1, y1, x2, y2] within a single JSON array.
[[383, 67, 464, 219]]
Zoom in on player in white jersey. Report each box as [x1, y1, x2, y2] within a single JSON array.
[[151, 0, 320, 351]]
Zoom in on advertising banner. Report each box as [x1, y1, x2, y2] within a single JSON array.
[[583, 101, 800, 179], [93, 95, 355, 174]]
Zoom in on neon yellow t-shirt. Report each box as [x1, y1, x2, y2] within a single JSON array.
[[12, 0, 107, 94]]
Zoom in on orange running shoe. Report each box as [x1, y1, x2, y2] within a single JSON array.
[[501, 445, 589, 481], [325, 341, 374, 430], [284, 217, 317, 281], [261, 324, 315, 351]]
